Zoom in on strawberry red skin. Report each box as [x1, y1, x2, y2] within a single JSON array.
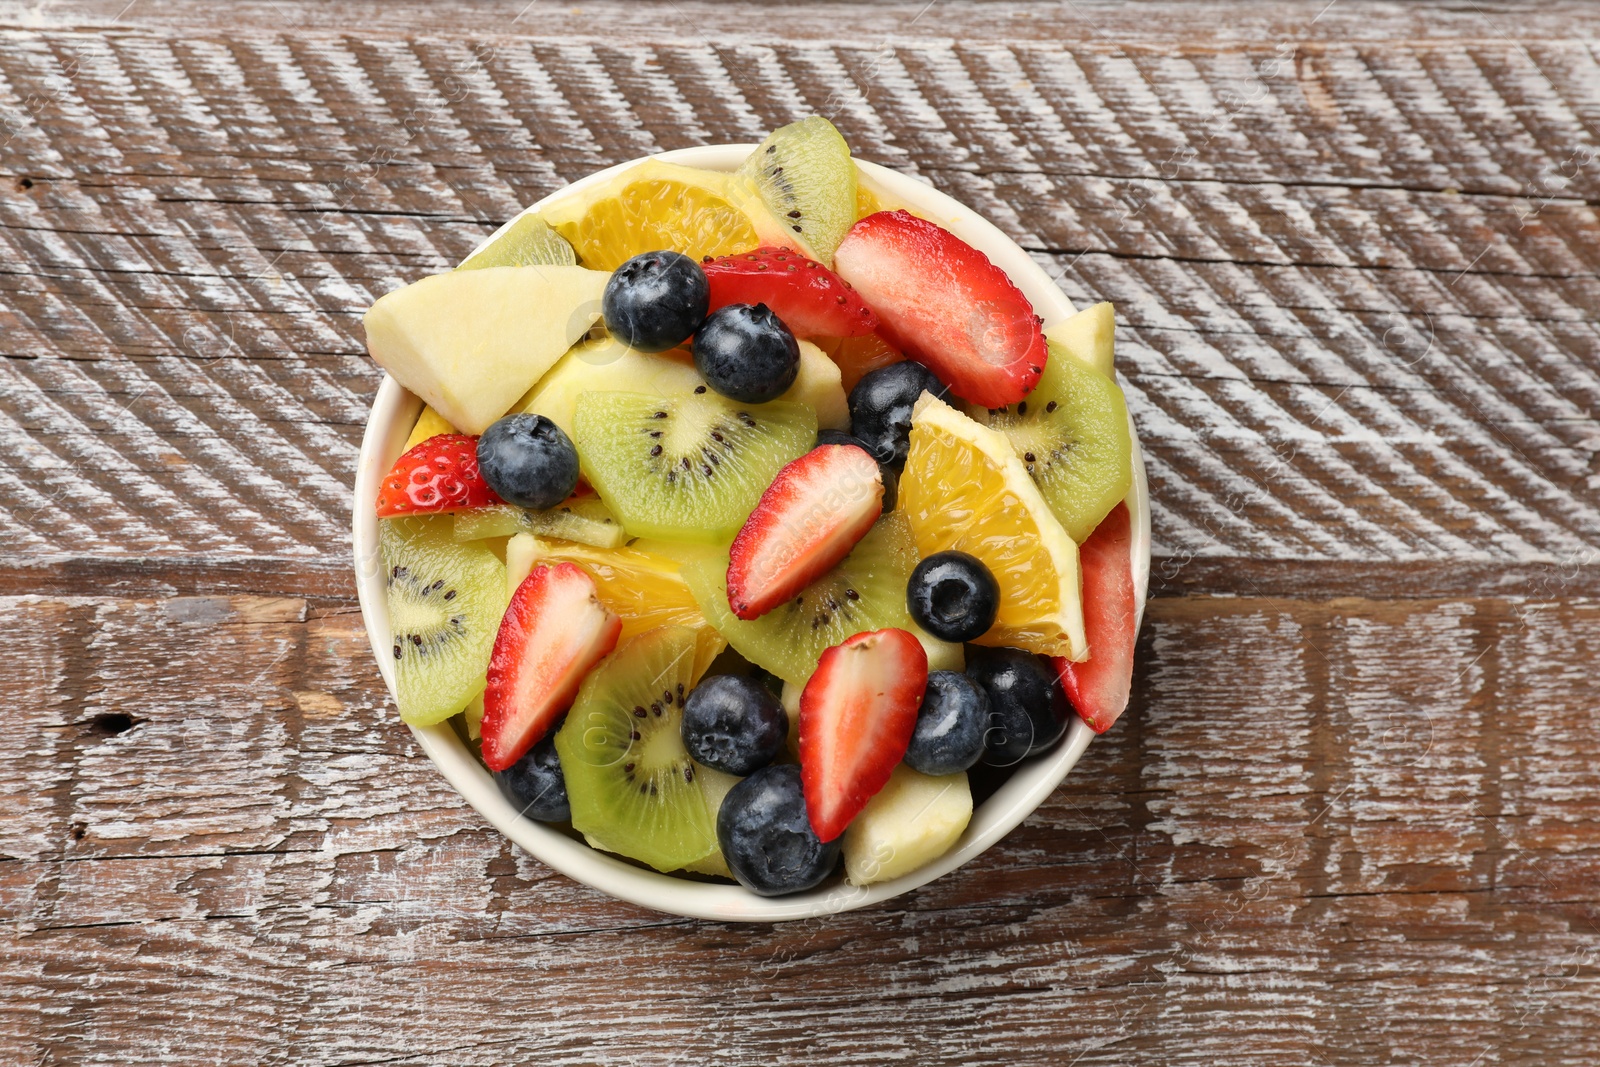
[[799, 628, 929, 841], [726, 444, 884, 620], [1054, 503, 1137, 733], [377, 433, 501, 517], [703, 246, 879, 339], [480, 563, 621, 771], [833, 211, 1046, 408]]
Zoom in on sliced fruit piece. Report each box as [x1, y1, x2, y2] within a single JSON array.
[[684, 511, 959, 685], [573, 390, 816, 543], [968, 338, 1132, 542], [814, 332, 904, 393], [458, 212, 577, 270], [463, 693, 485, 742], [726, 444, 884, 620], [540, 159, 779, 272], [1044, 300, 1114, 378], [505, 532, 537, 598], [680, 763, 742, 877], [454, 494, 626, 549], [798, 628, 928, 841], [480, 562, 621, 771], [833, 210, 1046, 408], [403, 405, 457, 451], [788, 339, 849, 431], [519, 335, 702, 443], [377, 433, 501, 518], [510, 536, 716, 645], [364, 266, 608, 434], [702, 246, 878, 338], [379, 515, 507, 725], [842, 764, 972, 886], [554, 625, 720, 871], [626, 538, 723, 569], [855, 177, 884, 221], [780, 679, 803, 757], [900, 393, 1085, 659], [1054, 502, 1138, 733], [734, 116, 857, 266]]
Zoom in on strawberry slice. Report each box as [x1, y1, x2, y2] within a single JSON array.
[[833, 210, 1046, 408], [799, 628, 929, 841], [480, 562, 621, 771], [377, 433, 502, 517], [726, 444, 884, 620], [703, 246, 879, 338], [1054, 502, 1138, 733]]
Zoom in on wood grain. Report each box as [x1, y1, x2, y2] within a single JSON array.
[[0, 3, 1596, 594], [3, 592, 1597, 1065], [2, 3, 1598, 1064]]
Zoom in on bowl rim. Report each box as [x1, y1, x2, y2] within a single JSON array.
[[352, 143, 1151, 922]]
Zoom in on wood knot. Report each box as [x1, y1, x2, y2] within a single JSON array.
[[88, 712, 136, 737]]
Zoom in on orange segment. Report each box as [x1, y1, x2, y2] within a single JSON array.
[[898, 394, 1086, 659], [542, 160, 765, 271], [525, 537, 718, 649], [814, 333, 905, 392]]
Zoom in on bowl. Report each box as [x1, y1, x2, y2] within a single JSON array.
[[353, 144, 1151, 922]]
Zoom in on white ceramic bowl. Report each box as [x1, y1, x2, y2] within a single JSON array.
[[353, 145, 1151, 922]]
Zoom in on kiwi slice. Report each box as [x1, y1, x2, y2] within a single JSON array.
[[684, 511, 954, 684], [735, 116, 857, 266], [379, 515, 507, 725], [457, 212, 576, 269], [453, 497, 626, 549], [967, 341, 1133, 543], [573, 390, 816, 543], [554, 625, 720, 872]]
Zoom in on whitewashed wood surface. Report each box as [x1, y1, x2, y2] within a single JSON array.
[[1, 2, 1596, 1064]]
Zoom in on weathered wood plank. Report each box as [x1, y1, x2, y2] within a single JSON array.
[[0, 598, 1593, 1062], [16, 0, 1600, 46], [1, 24, 1598, 592], [2, 593, 1597, 1064]]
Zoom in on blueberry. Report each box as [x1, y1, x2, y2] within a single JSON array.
[[692, 303, 800, 403], [681, 674, 787, 776], [816, 429, 867, 449], [966, 647, 1071, 767], [817, 429, 897, 510], [495, 732, 570, 822], [906, 550, 1000, 642], [717, 763, 840, 896], [477, 413, 580, 510], [904, 670, 990, 776], [847, 361, 949, 470], [603, 250, 709, 352]]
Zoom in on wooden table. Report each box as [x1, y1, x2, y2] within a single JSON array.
[[4, 2, 1597, 1062]]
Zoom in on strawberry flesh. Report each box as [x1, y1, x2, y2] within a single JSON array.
[[1054, 502, 1137, 733], [377, 433, 502, 517], [833, 210, 1046, 408], [799, 628, 928, 841], [726, 444, 884, 620], [481, 562, 621, 771], [703, 246, 879, 339]]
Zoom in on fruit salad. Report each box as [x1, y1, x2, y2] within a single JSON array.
[[363, 117, 1141, 898]]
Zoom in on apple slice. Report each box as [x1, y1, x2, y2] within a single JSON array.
[[1043, 301, 1115, 379], [1053, 502, 1137, 733], [364, 265, 609, 434]]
